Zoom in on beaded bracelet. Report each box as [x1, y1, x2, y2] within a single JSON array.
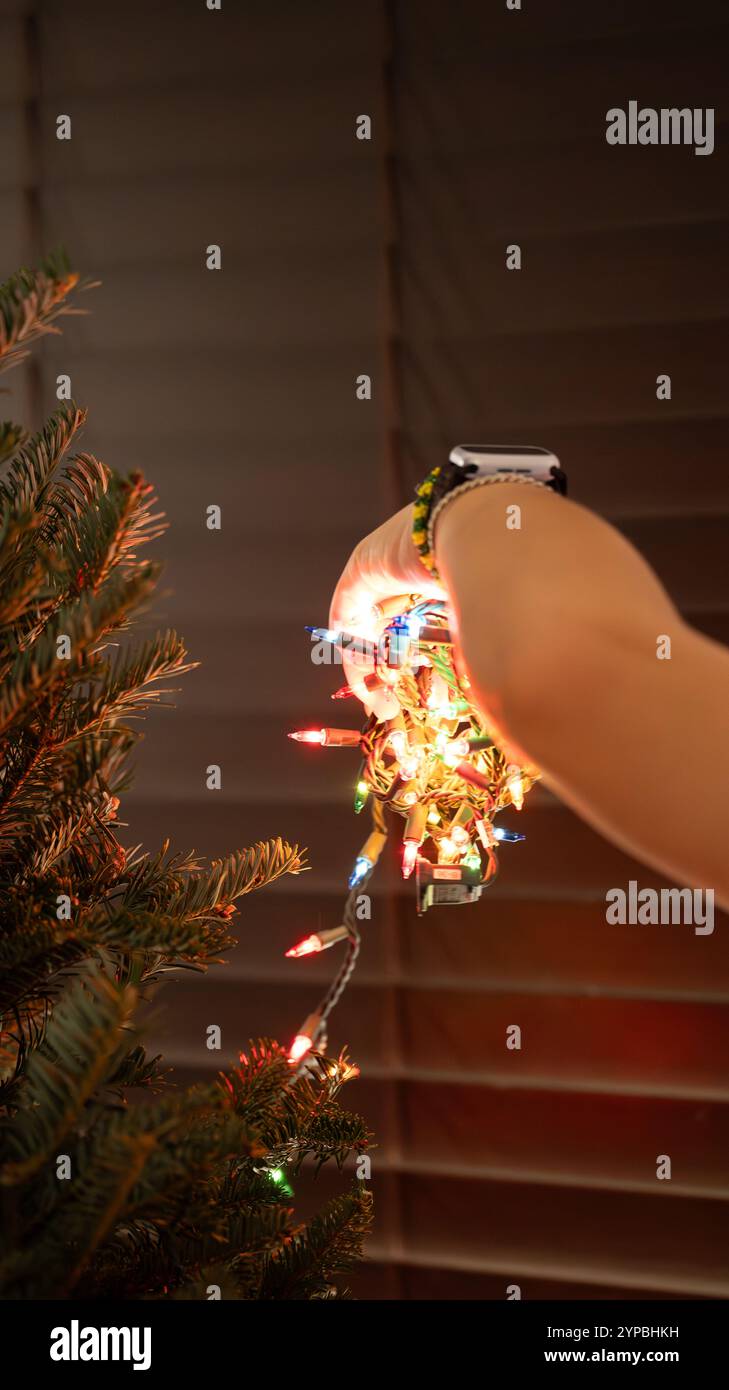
[[412, 465, 443, 576]]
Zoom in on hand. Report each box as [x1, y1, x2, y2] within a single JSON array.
[[328, 504, 446, 716]]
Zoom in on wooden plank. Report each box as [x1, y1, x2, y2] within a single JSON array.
[[38, 76, 385, 182], [79, 432, 388, 536], [351, 1259, 688, 1300], [399, 320, 729, 432], [397, 1173, 729, 1295], [146, 884, 729, 1002], [400, 137, 729, 240], [0, 106, 29, 192], [0, 190, 30, 275], [168, 1061, 729, 1198], [39, 255, 383, 353], [402, 222, 729, 339], [42, 164, 383, 266], [398, 32, 726, 153], [398, 0, 729, 50], [141, 967, 729, 1099], [39, 0, 381, 94], [0, 18, 29, 104], [35, 346, 387, 437]]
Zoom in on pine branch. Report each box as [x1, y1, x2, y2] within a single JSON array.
[[0, 563, 158, 740], [223, 1045, 371, 1174], [0, 403, 87, 523], [167, 840, 307, 921], [0, 252, 90, 377], [0, 423, 27, 466], [0, 971, 137, 1185], [45, 470, 165, 598], [0, 725, 134, 863], [105, 1044, 168, 1096], [255, 1183, 373, 1300], [52, 630, 194, 744]]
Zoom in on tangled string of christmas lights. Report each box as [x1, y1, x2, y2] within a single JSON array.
[[284, 597, 538, 1062]]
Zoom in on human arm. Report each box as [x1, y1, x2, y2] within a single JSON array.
[[331, 485, 729, 906]]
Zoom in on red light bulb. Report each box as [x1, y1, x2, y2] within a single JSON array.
[[288, 1033, 314, 1064], [285, 933, 322, 958]]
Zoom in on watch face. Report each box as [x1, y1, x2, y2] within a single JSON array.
[[448, 444, 566, 493], [452, 444, 552, 458]]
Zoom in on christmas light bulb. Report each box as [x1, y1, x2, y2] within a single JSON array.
[[331, 684, 355, 700], [305, 626, 339, 644], [438, 836, 458, 861], [451, 824, 470, 848], [437, 735, 470, 767], [506, 765, 524, 810], [289, 727, 361, 748], [401, 789, 418, 807], [383, 618, 411, 669], [288, 1033, 314, 1064], [285, 925, 350, 958], [287, 1011, 322, 1065], [427, 674, 449, 710], [402, 839, 419, 878], [305, 626, 377, 659], [348, 854, 373, 889], [353, 779, 369, 813], [286, 933, 322, 958], [493, 826, 525, 843], [389, 730, 408, 759], [427, 806, 441, 825]]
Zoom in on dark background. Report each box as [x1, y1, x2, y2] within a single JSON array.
[[2, 0, 729, 1298]]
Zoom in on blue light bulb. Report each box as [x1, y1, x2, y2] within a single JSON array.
[[348, 855, 373, 889]]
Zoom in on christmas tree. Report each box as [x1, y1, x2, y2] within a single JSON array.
[[0, 256, 372, 1300]]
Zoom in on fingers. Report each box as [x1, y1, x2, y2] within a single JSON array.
[[329, 505, 446, 632], [328, 505, 448, 716]]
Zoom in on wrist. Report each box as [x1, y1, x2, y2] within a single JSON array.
[[412, 445, 566, 583]]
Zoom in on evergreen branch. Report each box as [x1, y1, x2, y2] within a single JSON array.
[[0, 252, 90, 376], [167, 840, 307, 921], [255, 1183, 373, 1300], [105, 1044, 168, 1095], [53, 630, 194, 741], [223, 1045, 371, 1174], [0, 423, 27, 465], [52, 1102, 258, 1295], [0, 971, 137, 1185], [0, 725, 134, 860], [45, 470, 165, 596], [0, 925, 87, 1017], [0, 403, 87, 519], [94, 908, 236, 963], [0, 563, 158, 738]]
